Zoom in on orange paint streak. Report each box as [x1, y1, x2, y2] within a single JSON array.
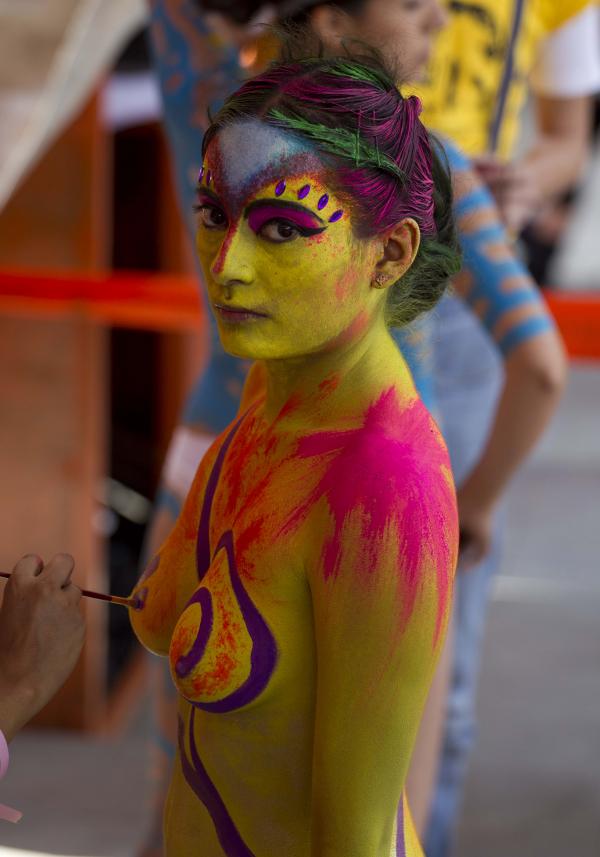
[[211, 225, 239, 276]]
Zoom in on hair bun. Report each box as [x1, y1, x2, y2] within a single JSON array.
[[406, 94, 423, 117]]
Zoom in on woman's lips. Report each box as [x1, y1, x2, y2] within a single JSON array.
[[213, 303, 269, 323]]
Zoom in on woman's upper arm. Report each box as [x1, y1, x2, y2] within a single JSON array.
[[307, 441, 457, 854], [148, 0, 240, 233], [445, 138, 555, 360]]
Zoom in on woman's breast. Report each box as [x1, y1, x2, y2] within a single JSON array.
[[168, 512, 314, 714]]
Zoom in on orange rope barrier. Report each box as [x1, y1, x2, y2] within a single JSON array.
[[0, 269, 204, 332], [0, 268, 599, 358]]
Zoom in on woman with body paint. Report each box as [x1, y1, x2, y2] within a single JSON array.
[[130, 50, 461, 856], [139, 5, 566, 855]]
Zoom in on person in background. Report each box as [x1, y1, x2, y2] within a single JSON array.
[[137, 1, 572, 853], [392, 2, 600, 852], [411, 0, 600, 232], [0, 554, 85, 820], [285, 2, 598, 853]]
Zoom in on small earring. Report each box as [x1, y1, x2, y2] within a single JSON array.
[[373, 272, 390, 288]]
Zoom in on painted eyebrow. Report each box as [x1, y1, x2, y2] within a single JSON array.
[[244, 198, 325, 223], [194, 186, 223, 205]]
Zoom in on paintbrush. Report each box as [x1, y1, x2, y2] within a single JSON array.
[[0, 571, 139, 608]]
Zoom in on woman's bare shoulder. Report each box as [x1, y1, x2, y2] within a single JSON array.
[[357, 388, 451, 478]]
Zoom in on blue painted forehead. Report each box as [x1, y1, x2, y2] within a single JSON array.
[[205, 118, 325, 204]]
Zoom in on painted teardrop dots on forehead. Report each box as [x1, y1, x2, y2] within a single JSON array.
[[198, 165, 205, 183], [206, 170, 213, 187], [272, 181, 344, 222]]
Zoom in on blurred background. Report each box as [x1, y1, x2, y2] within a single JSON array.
[[0, 2, 598, 856]]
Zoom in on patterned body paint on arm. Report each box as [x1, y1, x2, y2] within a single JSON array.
[[148, 0, 249, 433], [443, 139, 554, 354], [392, 139, 553, 410]]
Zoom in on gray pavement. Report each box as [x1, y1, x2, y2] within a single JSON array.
[[0, 367, 598, 857], [456, 365, 600, 857]]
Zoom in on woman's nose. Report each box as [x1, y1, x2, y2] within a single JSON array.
[[210, 227, 255, 285]]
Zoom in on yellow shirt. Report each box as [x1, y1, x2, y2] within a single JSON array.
[[409, 0, 592, 157]]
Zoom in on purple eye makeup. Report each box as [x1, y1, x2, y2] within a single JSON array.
[[246, 201, 327, 237], [196, 164, 345, 232]]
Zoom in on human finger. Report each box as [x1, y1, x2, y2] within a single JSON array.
[[41, 553, 75, 588], [473, 155, 508, 183], [473, 153, 503, 170], [11, 554, 44, 580], [63, 581, 83, 605]]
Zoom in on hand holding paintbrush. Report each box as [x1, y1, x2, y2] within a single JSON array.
[[0, 553, 145, 824], [0, 553, 141, 743], [0, 571, 138, 608], [0, 554, 87, 745]]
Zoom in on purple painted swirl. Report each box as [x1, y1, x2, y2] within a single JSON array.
[[174, 587, 214, 678], [177, 413, 278, 712], [178, 709, 256, 856], [192, 530, 277, 713], [174, 411, 278, 854]]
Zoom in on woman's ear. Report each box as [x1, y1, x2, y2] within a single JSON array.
[[309, 5, 356, 50], [371, 218, 421, 288]]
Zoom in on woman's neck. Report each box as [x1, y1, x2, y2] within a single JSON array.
[[261, 318, 415, 429]]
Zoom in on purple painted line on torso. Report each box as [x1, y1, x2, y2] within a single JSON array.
[[175, 408, 278, 854], [178, 710, 256, 857], [196, 415, 245, 580], [396, 794, 406, 857], [191, 530, 278, 713], [174, 587, 214, 678]]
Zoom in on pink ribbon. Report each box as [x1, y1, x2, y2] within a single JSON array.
[[0, 730, 22, 822], [0, 802, 22, 823]]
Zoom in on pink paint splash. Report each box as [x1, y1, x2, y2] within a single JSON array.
[[281, 388, 457, 644]]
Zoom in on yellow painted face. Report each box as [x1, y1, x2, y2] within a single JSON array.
[[194, 120, 385, 360]]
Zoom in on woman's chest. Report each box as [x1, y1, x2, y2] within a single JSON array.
[[169, 442, 321, 713]]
